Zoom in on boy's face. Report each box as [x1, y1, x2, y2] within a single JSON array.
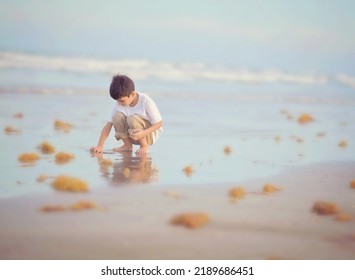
[[117, 92, 134, 106]]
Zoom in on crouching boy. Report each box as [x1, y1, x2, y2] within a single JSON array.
[[91, 74, 163, 155]]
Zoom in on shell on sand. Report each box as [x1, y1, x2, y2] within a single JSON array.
[[41, 205, 67, 212], [312, 201, 340, 215], [229, 186, 246, 199], [4, 126, 22, 134], [182, 165, 194, 176], [298, 113, 314, 124], [54, 120, 73, 132], [335, 213, 352, 222], [39, 141, 56, 154], [70, 200, 97, 211], [338, 140, 347, 148], [171, 212, 210, 229], [41, 201, 98, 212], [263, 183, 282, 194], [18, 152, 40, 163], [36, 175, 49, 182], [55, 152, 75, 164], [51, 176, 88, 192], [224, 146, 232, 155]]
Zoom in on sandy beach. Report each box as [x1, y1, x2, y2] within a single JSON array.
[[1, 89, 355, 260], [0, 161, 355, 260]]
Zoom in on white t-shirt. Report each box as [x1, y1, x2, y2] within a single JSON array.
[[108, 92, 163, 143]]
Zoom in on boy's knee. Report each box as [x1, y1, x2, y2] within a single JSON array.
[[112, 112, 126, 123], [126, 114, 141, 128]]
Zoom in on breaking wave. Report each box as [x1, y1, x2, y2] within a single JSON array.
[[0, 51, 354, 88]]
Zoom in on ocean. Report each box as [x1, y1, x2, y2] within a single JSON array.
[[1, 51, 355, 197]]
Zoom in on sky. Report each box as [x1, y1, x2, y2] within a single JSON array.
[[0, 0, 355, 90]]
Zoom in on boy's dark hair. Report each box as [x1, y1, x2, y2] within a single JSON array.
[[109, 74, 135, 100]]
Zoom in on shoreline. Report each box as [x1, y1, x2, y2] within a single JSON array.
[[1, 160, 354, 260]]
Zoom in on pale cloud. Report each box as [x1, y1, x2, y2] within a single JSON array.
[[166, 16, 355, 55], [167, 17, 277, 42], [288, 28, 346, 51]]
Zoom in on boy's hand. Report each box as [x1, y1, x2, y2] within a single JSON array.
[[129, 129, 144, 141], [90, 146, 103, 154]]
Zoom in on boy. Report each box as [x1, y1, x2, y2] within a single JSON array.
[[90, 74, 163, 155]]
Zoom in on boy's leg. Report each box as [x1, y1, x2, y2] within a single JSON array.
[[112, 113, 133, 152], [126, 114, 153, 154]]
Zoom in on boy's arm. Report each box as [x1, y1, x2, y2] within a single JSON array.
[[130, 120, 162, 141], [90, 122, 113, 153]]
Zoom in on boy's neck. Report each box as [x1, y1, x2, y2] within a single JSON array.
[[129, 91, 139, 107]]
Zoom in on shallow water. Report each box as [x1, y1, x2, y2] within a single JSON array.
[[1, 90, 355, 197]]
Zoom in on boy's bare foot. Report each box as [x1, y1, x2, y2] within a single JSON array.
[[113, 144, 133, 153], [136, 146, 150, 155]]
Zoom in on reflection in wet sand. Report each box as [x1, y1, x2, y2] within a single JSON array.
[[93, 152, 158, 186]]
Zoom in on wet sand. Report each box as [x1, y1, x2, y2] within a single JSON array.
[[1, 90, 355, 259], [0, 161, 354, 260]]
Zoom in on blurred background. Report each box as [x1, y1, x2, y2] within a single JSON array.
[[1, 1, 355, 195], [0, 0, 354, 95]]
